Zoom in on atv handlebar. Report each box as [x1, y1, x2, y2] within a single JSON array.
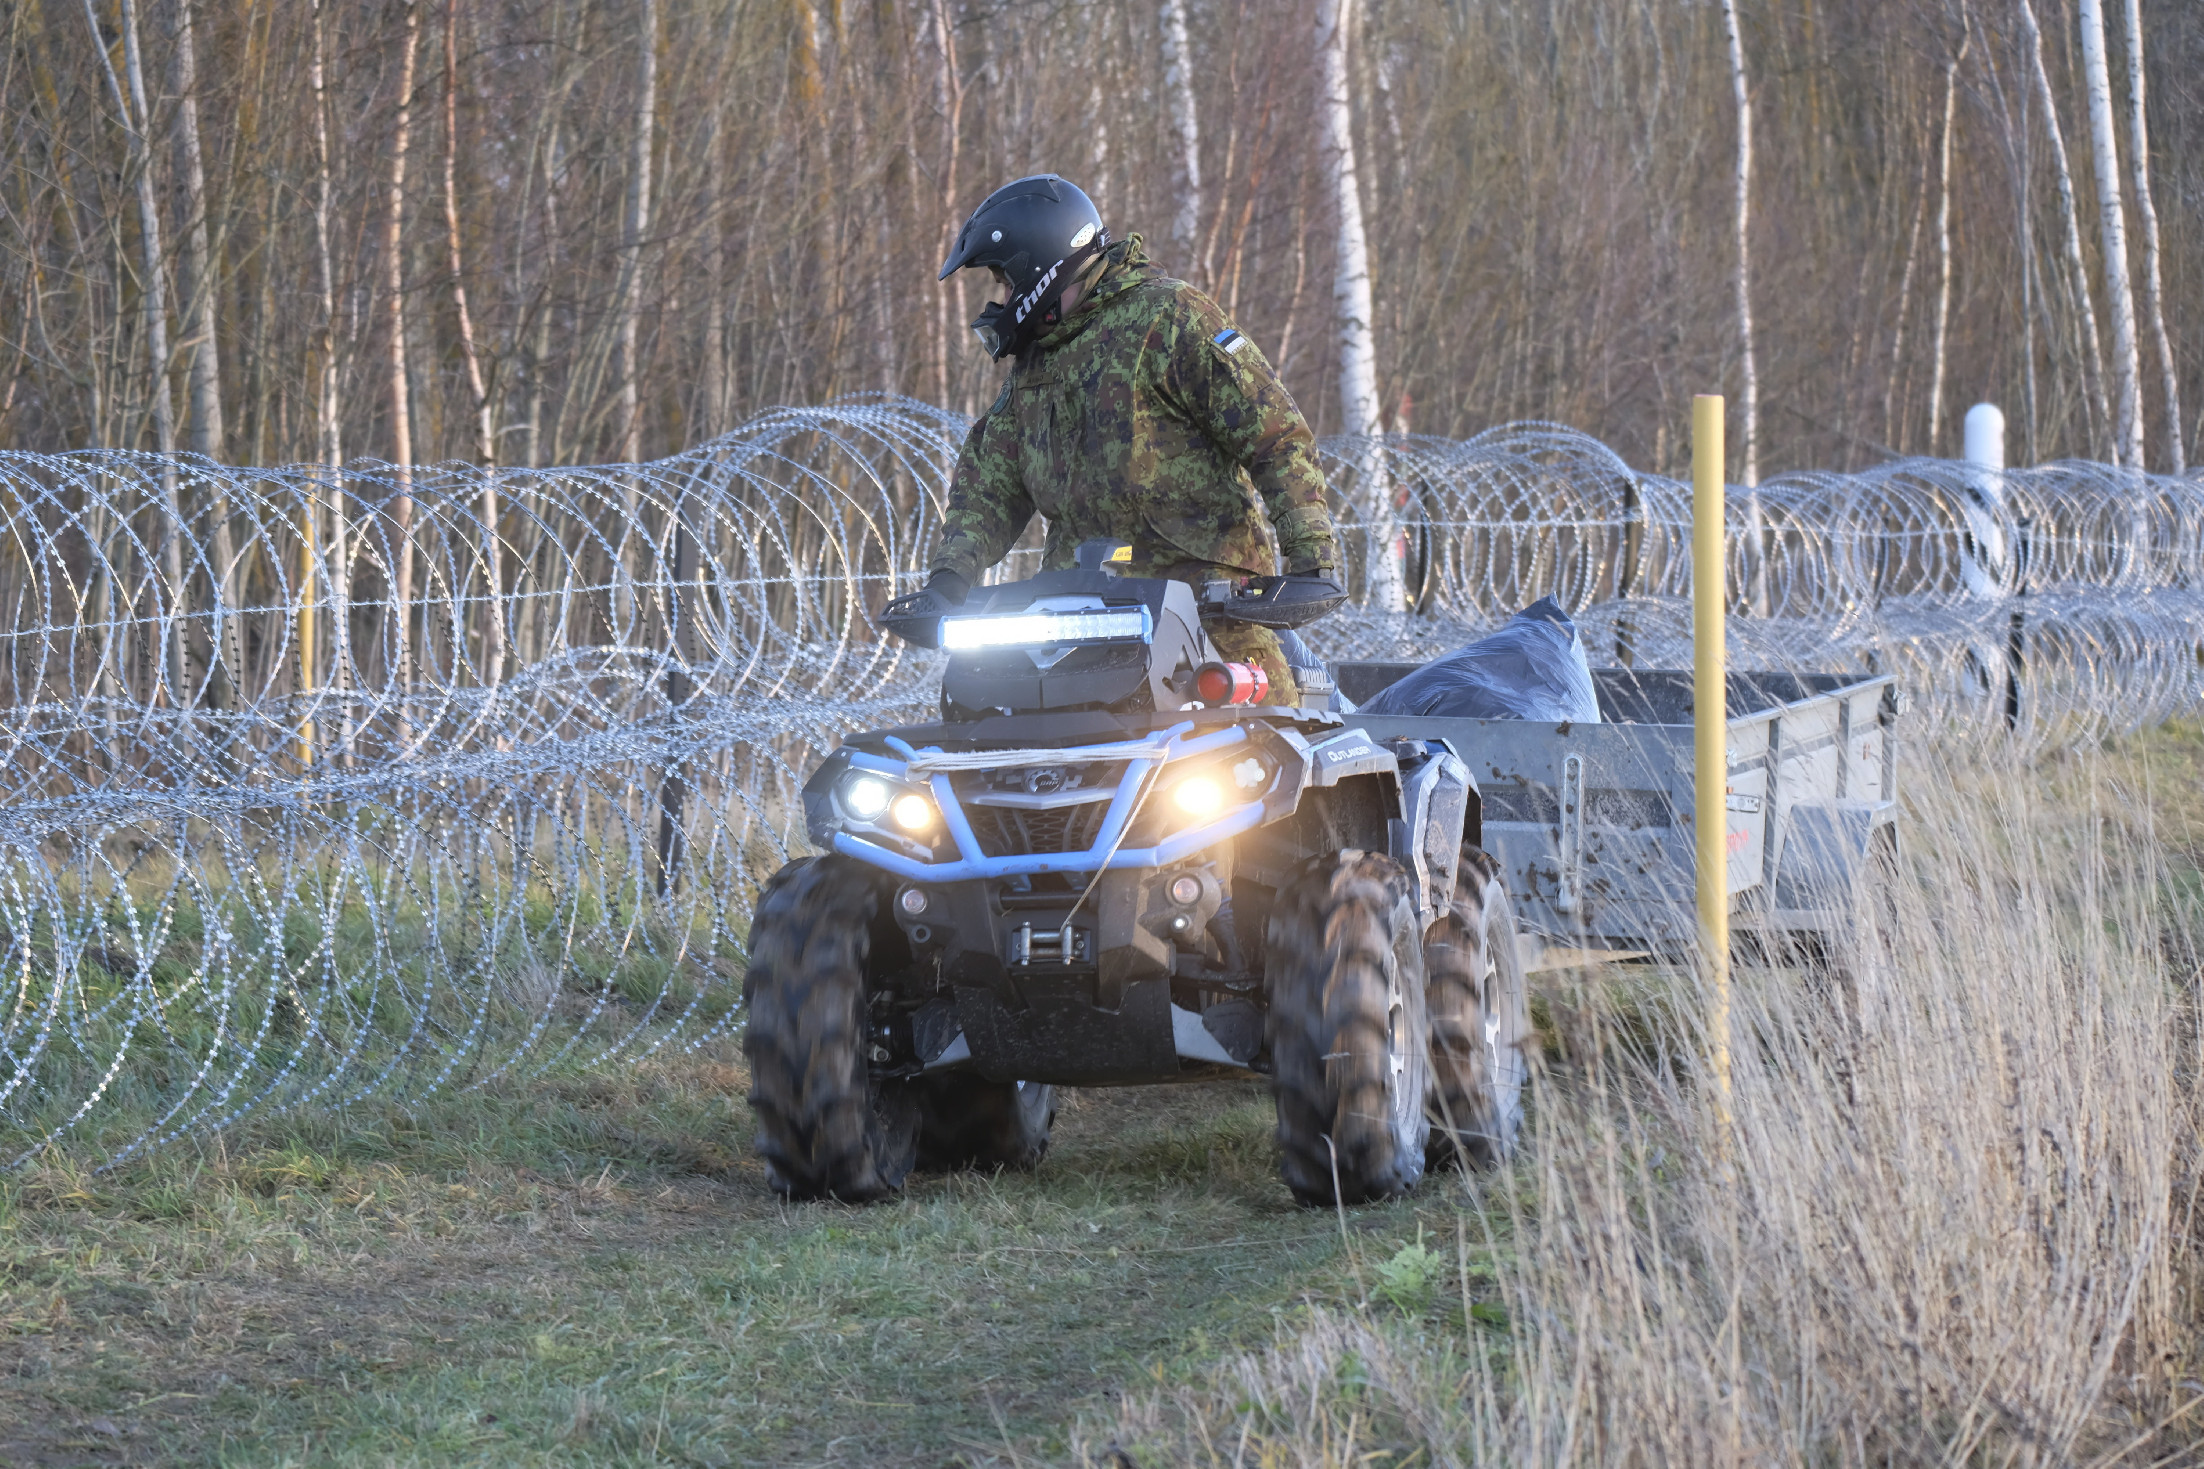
[[1198, 573, 1348, 630]]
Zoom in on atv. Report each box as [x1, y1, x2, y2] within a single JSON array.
[[740, 540, 1529, 1206]]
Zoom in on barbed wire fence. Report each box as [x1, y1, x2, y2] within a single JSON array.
[[2, 394, 2198, 1167]]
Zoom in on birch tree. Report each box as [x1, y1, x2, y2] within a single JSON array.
[[384, 0, 421, 717], [169, 0, 222, 461], [309, 0, 349, 759], [612, 0, 657, 639], [2120, 0, 2181, 471], [443, 0, 502, 684], [616, 0, 656, 467], [1927, 25, 1968, 456], [169, 0, 246, 716], [1315, 0, 1402, 613], [82, 0, 190, 705], [927, 0, 964, 417], [1718, 0, 1765, 616], [1719, 0, 1758, 487], [2016, 0, 2112, 458], [2076, 0, 2143, 468], [1159, 0, 1204, 278]]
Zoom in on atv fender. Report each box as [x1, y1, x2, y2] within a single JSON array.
[[1394, 750, 1474, 926]]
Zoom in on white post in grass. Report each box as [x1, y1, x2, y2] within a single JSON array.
[[1962, 403, 2011, 599]]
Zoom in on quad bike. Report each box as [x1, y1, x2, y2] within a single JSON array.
[[741, 540, 1529, 1206]]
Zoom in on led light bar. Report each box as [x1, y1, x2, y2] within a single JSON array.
[[940, 606, 1150, 651]]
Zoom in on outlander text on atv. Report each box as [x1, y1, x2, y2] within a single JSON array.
[[741, 540, 1527, 1206]]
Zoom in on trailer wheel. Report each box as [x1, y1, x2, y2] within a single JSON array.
[[1266, 850, 1431, 1206], [915, 1077, 1057, 1172], [742, 856, 919, 1202], [1424, 847, 1531, 1170]]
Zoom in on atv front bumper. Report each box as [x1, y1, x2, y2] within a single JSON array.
[[807, 720, 1294, 882]]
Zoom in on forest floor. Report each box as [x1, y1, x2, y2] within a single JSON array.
[[0, 1055, 1494, 1467]]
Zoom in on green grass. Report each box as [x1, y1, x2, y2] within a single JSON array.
[[0, 1056, 1508, 1466], [19, 726, 2196, 1467]]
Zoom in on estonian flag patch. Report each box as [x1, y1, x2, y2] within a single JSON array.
[[1213, 328, 1249, 354]]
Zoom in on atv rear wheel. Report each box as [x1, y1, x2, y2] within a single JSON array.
[[1424, 848, 1530, 1169], [1266, 850, 1431, 1206], [915, 1076, 1057, 1172], [741, 856, 919, 1202]]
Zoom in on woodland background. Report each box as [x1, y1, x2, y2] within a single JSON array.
[[0, 0, 2196, 480]]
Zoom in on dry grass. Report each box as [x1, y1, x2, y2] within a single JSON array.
[[1084, 723, 2204, 1466]]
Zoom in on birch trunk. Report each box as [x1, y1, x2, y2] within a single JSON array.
[[927, 0, 963, 416], [1315, 0, 1401, 614], [525, 114, 562, 471], [385, 0, 420, 735], [1719, 0, 1764, 615], [170, 0, 222, 460], [443, 0, 493, 468], [701, 86, 727, 435], [617, 0, 656, 467], [2017, 0, 2112, 459], [170, 0, 245, 722], [613, 0, 656, 640], [1927, 34, 1967, 456], [86, 0, 191, 707], [1159, 0, 1204, 278], [2076, 0, 2143, 468], [443, 0, 502, 686], [2120, 0, 2181, 472], [1883, 134, 1930, 454], [310, 0, 349, 763], [1719, 0, 1758, 488]]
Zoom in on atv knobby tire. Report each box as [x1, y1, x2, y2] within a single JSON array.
[[742, 856, 918, 1201], [1424, 847, 1530, 1169], [1266, 850, 1431, 1206], [915, 1076, 1057, 1172]]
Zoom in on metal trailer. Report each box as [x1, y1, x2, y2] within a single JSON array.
[[1330, 665, 1903, 956]]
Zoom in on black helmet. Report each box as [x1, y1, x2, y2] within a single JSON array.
[[939, 174, 1110, 359]]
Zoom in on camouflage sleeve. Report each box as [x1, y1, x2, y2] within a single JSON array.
[[1159, 291, 1341, 575], [929, 393, 1035, 586]]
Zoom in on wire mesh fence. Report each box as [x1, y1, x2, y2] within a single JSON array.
[[3, 394, 2199, 1165]]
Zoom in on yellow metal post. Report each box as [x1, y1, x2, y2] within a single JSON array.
[[297, 500, 316, 768], [1693, 394, 1731, 1111]]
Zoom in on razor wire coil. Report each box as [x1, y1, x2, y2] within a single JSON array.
[[1, 393, 2198, 1167]]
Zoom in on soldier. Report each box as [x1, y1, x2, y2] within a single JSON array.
[[884, 174, 1345, 705]]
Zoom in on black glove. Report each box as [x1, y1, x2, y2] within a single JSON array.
[[878, 570, 971, 648], [1209, 572, 1348, 629]]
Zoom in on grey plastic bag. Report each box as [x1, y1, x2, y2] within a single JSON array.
[[1358, 597, 1602, 723]]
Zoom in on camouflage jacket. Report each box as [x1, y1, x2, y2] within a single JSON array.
[[930, 236, 1340, 588]]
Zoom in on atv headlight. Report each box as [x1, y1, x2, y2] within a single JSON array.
[[890, 793, 937, 832], [842, 774, 893, 819], [940, 606, 1150, 651], [1172, 776, 1226, 818]]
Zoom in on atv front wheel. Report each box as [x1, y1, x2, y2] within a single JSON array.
[[741, 856, 919, 1201], [1266, 850, 1431, 1206], [915, 1076, 1057, 1172], [1425, 847, 1530, 1169]]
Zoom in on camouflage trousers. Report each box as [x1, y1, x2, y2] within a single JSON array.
[[1208, 622, 1299, 708]]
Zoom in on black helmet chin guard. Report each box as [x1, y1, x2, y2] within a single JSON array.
[[941, 174, 1109, 359]]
